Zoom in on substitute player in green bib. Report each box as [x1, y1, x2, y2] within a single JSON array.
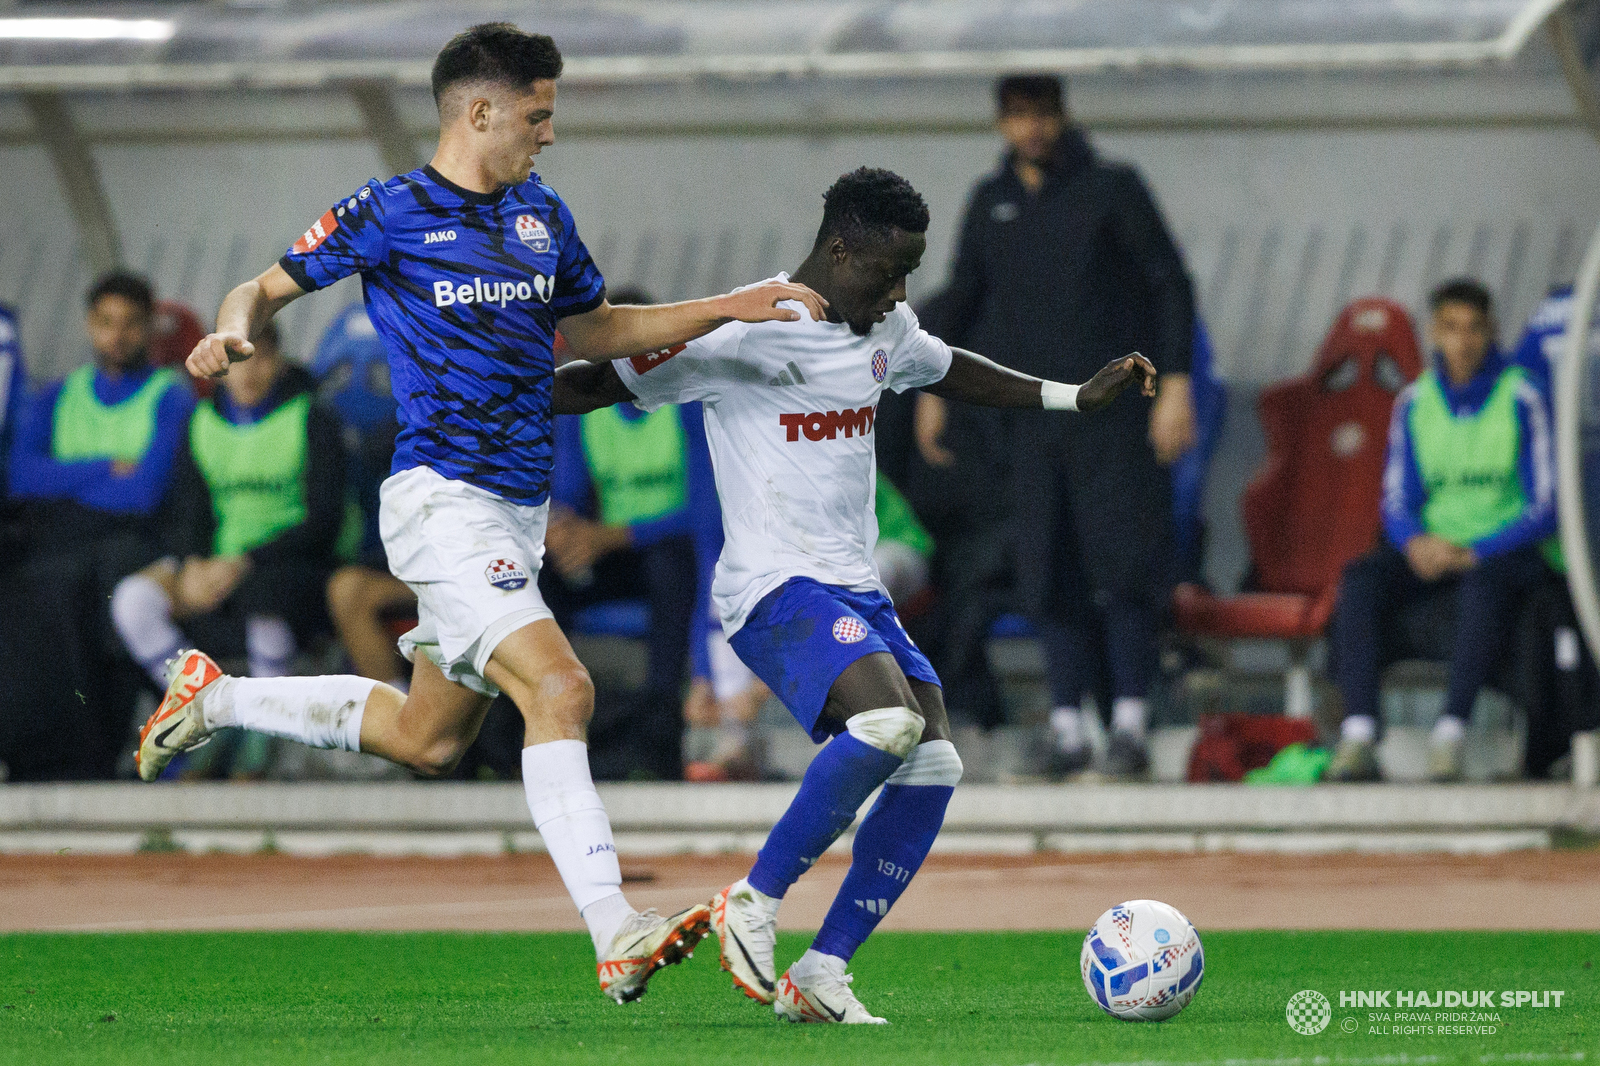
[[109, 321, 347, 723], [545, 398, 705, 780], [1329, 279, 1557, 782]]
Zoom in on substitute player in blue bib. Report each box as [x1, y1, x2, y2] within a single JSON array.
[[133, 23, 825, 1006], [555, 168, 1155, 1022]]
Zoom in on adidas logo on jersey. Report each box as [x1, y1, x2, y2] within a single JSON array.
[[433, 275, 553, 308], [855, 898, 890, 915], [769, 361, 808, 386], [423, 229, 457, 244], [779, 404, 877, 442]]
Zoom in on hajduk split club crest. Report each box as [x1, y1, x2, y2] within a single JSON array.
[[833, 616, 868, 643]]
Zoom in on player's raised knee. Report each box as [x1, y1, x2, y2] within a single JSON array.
[[845, 706, 925, 759], [501, 661, 594, 730]]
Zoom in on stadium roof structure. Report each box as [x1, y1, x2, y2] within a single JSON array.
[[0, 0, 1590, 91]]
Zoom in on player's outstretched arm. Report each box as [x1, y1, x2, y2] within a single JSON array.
[[558, 280, 828, 363], [925, 348, 1157, 412], [552, 359, 638, 416], [187, 264, 307, 379]]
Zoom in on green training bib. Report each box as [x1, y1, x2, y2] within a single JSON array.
[[1409, 365, 1558, 566], [190, 393, 311, 557], [51, 365, 180, 464], [579, 405, 687, 527]]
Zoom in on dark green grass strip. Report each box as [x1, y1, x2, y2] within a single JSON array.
[[1, 931, 1594, 1065]]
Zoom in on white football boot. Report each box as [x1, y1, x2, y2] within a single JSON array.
[[711, 879, 779, 1003], [135, 650, 223, 782], [774, 950, 886, 1024], [596, 904, 711, 1004]]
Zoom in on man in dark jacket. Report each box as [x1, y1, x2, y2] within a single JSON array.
[[108, 321, 346, 702], [921, 75, 1197, 777]]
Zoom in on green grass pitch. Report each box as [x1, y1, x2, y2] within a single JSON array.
[[1, 930, 1593, 1065]]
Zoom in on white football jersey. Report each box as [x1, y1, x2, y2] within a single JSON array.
[[617, 273, 952, 634]]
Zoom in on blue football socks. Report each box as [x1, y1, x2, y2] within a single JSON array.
[[810, 760, 957, 961], [747, 732, 902, 898]]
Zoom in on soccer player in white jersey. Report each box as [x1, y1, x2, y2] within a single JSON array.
[[554, 168, 1154, 1023], [132, 24, 826, 1005]]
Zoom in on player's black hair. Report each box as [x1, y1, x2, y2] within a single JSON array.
[[996, 74, 1066, 116], [1429, 277, 1493, 319], [431, 23, 564, 104], [85, 270, 154, 318], [813, 167, 930, 252]]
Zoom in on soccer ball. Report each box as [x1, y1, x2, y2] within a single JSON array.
[[1081, 900, 1204, 1021]]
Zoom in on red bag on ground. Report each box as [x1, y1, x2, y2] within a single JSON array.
[[1186, 714, 1319, 782]]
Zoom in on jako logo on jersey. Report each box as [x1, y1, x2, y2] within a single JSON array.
[[514, 214, 551, 252], [833, 617, 868, 643], [630, 344, 686, 375], [871, 348, 888, 382], [424, 229, 457, 244], [433, 275, 553, 308], [292, 209, 339, 254], [779, 405, 877, 442], [484, 558, 528, 591]]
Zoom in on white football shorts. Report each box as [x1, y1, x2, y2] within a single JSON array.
[[379, 464, 554, 697]]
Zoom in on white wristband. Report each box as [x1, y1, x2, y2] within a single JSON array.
[[1041, 381, 1079, 411]]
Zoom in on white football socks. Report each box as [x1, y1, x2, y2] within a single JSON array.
[[522, 740, 631, 958], [580, 893, 634, 959], [245, 615, 296, 678], [1341, 714, 1378, 743], [1431, 714, 1466, 743], [201, 675, 371, 752], [110, 574, 184, 688], [791, 947, 846, 976], [1111, 697, 1148, 738], [1049, 706, 1087, 751]]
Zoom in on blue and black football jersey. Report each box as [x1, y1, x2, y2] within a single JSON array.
[[280, 165, 606, 504]]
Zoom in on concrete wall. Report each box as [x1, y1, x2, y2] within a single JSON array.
[[5, 124, 1596, 380]]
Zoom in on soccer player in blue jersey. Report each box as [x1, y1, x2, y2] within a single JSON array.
[[134, 23, 825, 1005], [554, 168, 1155, 1022]]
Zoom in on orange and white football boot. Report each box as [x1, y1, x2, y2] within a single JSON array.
[[711, 879, 778, 1004], [774, 952, 886, 1024], [596, 904, 712, 1004], [135, 649, 223, 782]]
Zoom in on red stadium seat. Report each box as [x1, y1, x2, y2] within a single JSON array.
[[148, 299, 212, 397], [1174, 297, 1423, 711]]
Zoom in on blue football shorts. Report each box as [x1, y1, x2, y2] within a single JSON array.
[[728, 576, 941, 742]]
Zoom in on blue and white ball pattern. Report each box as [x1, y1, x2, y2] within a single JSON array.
[[1081, 900, 1204, 1021]]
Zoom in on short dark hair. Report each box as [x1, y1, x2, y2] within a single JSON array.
[[996, 74, 1066, 116], [814, 168, 930, 252], [1429, 277, 1493, 319], [86, 270, 153, 318], [431, 23, 563, 104]]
